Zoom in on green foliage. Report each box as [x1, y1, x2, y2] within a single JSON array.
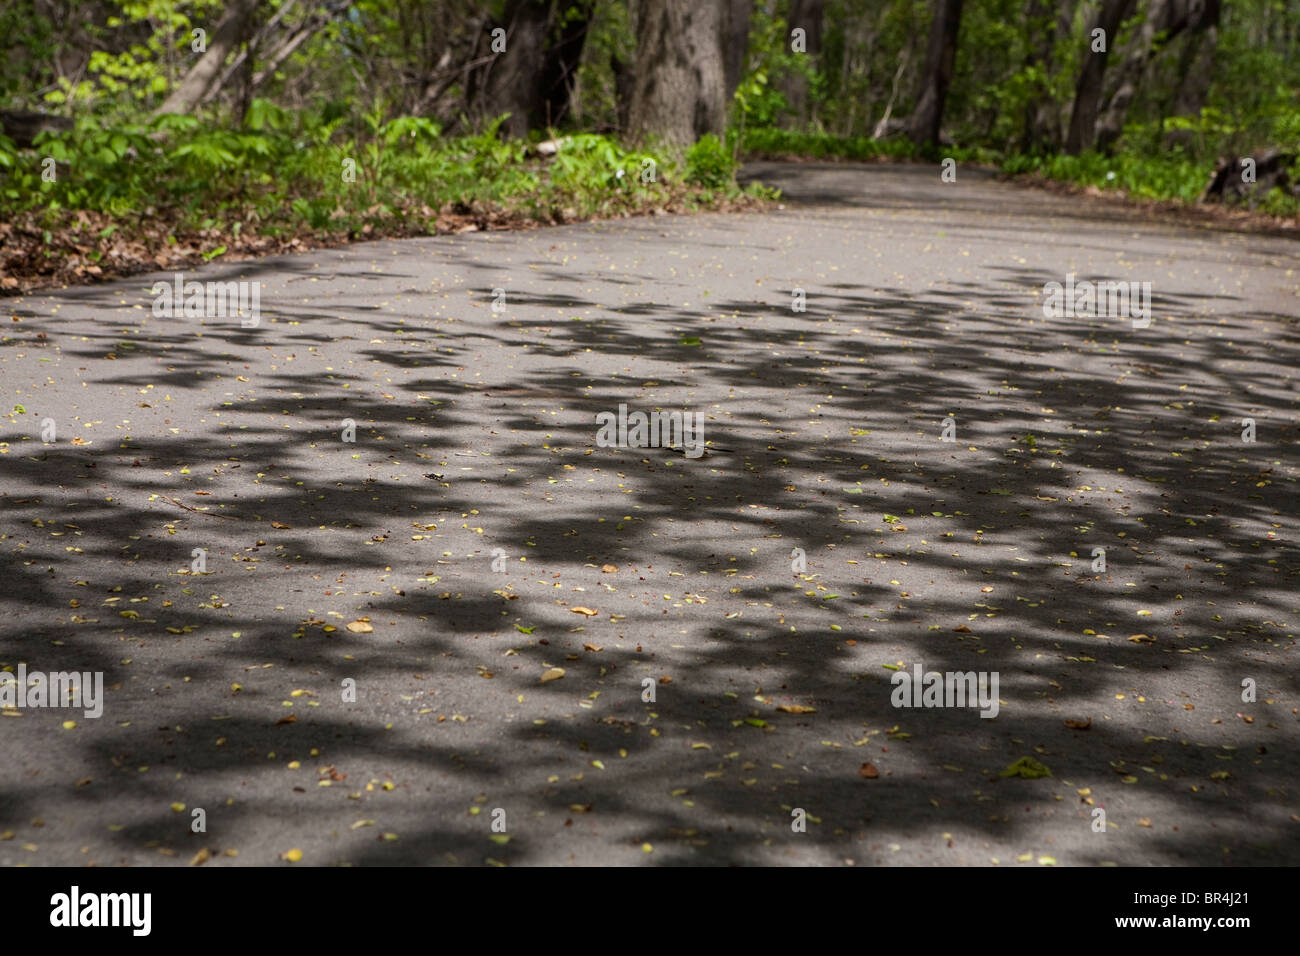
[[685, 134, 736, 190], [0, 105, 738, 240]]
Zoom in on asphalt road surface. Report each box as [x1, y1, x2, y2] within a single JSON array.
[[2, 162, 1296, 866]]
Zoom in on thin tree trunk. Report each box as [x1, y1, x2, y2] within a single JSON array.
[[907, 0, 965, 148], [156, 0, 262, 115], [1094, 0, 1221, 152], [533, 0, 593, 130], [723, 0, 754, 102], [1063, 0, 1137, 154], [780, 0, 825, 128], [1164, 21, 1218, 149]]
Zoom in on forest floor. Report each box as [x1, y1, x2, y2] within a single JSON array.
[[1, 161, 1296, 866]]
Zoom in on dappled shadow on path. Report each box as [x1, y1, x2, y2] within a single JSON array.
[[1, 198, 1296, 866]]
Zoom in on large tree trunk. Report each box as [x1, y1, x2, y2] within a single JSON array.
[[467, 0, 593, 138], [626, 0, 727, 149], [481, 0, 553, 139], [780, 0, 824, 127], [1063, 0, 1137, 154], [156, 0, 263, 115], [907, 0, 964, 148]]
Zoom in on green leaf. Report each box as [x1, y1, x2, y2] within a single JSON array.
[[999, 756, 1052, 779]]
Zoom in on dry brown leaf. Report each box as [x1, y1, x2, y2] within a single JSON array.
[[600, 565, 618, 574], [776, 704, 816, 714], [1063, 717, 1092, 730], [346, 620, 374, 633], [859, 763, 879, 779], [274, 714, 296, 725], [570, 607, 599, 616], [271, 521, 291, 529], [583, 643, 603, 652], [952, 625, 972, 633], [1128, 633, 1155, 644]]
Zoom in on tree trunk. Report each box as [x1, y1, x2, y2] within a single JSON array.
[[1164, 21, 1218, 149], [1063, 0, 1137, 154], [907, 0, 964, 148], [1093, 0, 1221, 152], [156, 0, 263, 115], [780, 0, 824, 127], [533, 0, 593, 130], [481, 0, 553, 139], [1019, 0, 1063, 152], [626, 0, 727, 149], [722, 0, 754, 101], [473, 0, 593, 137], [0, 109, 73, 148]]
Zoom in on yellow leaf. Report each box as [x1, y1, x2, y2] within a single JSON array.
[[281, 848, 303, 862], [346, 620, 373, 633], [570, 607, 599, 616], [540, 667, 565, 683]]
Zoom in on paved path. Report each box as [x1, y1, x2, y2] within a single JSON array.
[[2, 162, 1296, 866]]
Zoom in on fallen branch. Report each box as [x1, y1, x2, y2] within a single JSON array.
[[161, 495, 242, 519]]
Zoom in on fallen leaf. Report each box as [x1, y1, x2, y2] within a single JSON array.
[[570, 607, 598, 616], [859, 763, 880, 779], [271, 521, 291, 530], [190, 848, 211, 866], [1128, 633, 1155, 644], [583, 643, 603, 652], [999, 757, 1052, 779], [281, 848, 303, 862], [346, 620, 374, 633], [776, 704, 816, 714], [601, 565, 618, 573], [1063, 718, 1092, 730], [540, 667, 565, 683]]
